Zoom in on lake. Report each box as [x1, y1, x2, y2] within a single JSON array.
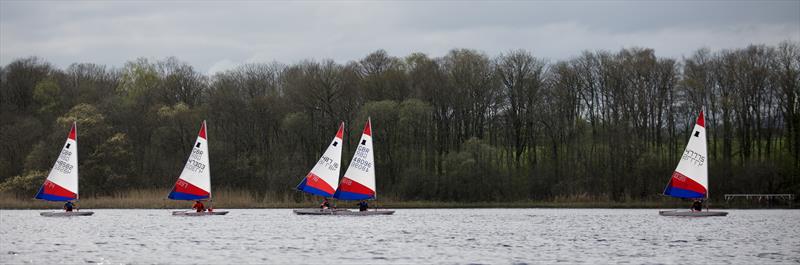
[[1, 209, 798, 264]]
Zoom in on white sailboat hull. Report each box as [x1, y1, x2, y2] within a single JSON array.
[[659, 210, 728, 217], [172, 210, 229, 216], [293, 208, 394, 216], [292, 208, 350, 215], [40, 211, 94, 217]]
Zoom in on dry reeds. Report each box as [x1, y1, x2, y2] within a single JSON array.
[[0, 189, 701, 209]]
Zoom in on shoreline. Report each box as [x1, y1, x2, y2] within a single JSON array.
[[4, 206, 797, 210], [2, 191, 794, 210], [2, 200, 794, 210]]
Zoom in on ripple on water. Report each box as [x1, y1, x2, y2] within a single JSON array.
[[1, 209, 799, 264], [757, 252, 785, 259]]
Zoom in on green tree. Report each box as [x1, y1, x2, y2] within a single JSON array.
[[32, 78, 61, 116], [0, 170, 47, 197]]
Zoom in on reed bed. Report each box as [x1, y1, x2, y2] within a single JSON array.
[[0, 189, 303, 209], [1, 189, 723, 209]]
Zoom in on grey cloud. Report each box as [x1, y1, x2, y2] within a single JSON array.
[[1, 1, 798, 74]]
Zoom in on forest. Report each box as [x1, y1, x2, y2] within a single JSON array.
[[1, 41, 798, 204]]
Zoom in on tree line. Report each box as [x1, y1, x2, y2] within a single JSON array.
[[1, 42, 798, 202]]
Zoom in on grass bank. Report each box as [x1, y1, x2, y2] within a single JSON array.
[[0, 190, 792, 209]]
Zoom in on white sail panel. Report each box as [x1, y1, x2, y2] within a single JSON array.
[[664, 112, 708, 198], [35, 122, 79, 201], [169, 121, 211, 200], [335, 118, 376, 200], [296, 122, 344, 197]]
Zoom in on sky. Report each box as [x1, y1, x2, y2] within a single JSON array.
[[1, 0, 798, 75]]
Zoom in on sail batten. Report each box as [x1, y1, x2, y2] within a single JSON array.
[[35, 122, 79, 202], [664, 111, 708, 199]]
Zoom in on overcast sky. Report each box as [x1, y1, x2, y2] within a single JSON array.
[[1, 1, 798, 74]]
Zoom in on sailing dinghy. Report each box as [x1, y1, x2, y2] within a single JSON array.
[[295, 118, 394, 216], [168, 121, 228, 216], [293, 122, 351, 215], [36, 122, 94, 217], [660, 111, 727, 217]]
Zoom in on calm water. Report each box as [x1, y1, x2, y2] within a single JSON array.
[[1, 209, 798, 264]]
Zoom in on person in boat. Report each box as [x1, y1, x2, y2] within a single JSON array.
[[357, 200, 368, 212], [691, 200, 703, 212], [63, 201, 74, 212], [192, 200, 205, 212], [320, 198, 331, 209]]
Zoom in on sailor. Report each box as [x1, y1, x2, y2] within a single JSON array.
[[357, 200, 368, 212], [192, 200, 205, 212], [320, 198, 331, 209], [691, 200, 703, 212], [63, 201, 74, 212]]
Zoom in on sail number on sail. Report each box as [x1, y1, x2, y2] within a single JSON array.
[[54, 149, 74, 174], [317, 156, 339, 171], [185, 148, 206, 173], [681, 149, 705, 167], [351, 146, 372, 172]]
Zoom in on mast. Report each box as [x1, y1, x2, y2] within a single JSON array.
[[372, 118, 377, 211], [702, 110, 709, 212], [205, 120, 213, 210], [74, 121, 79, 202], [372, 117, 376, 201], [374, 116, 378, 201]]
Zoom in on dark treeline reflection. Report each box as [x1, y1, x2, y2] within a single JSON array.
[[1, 42, 798, 202]]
